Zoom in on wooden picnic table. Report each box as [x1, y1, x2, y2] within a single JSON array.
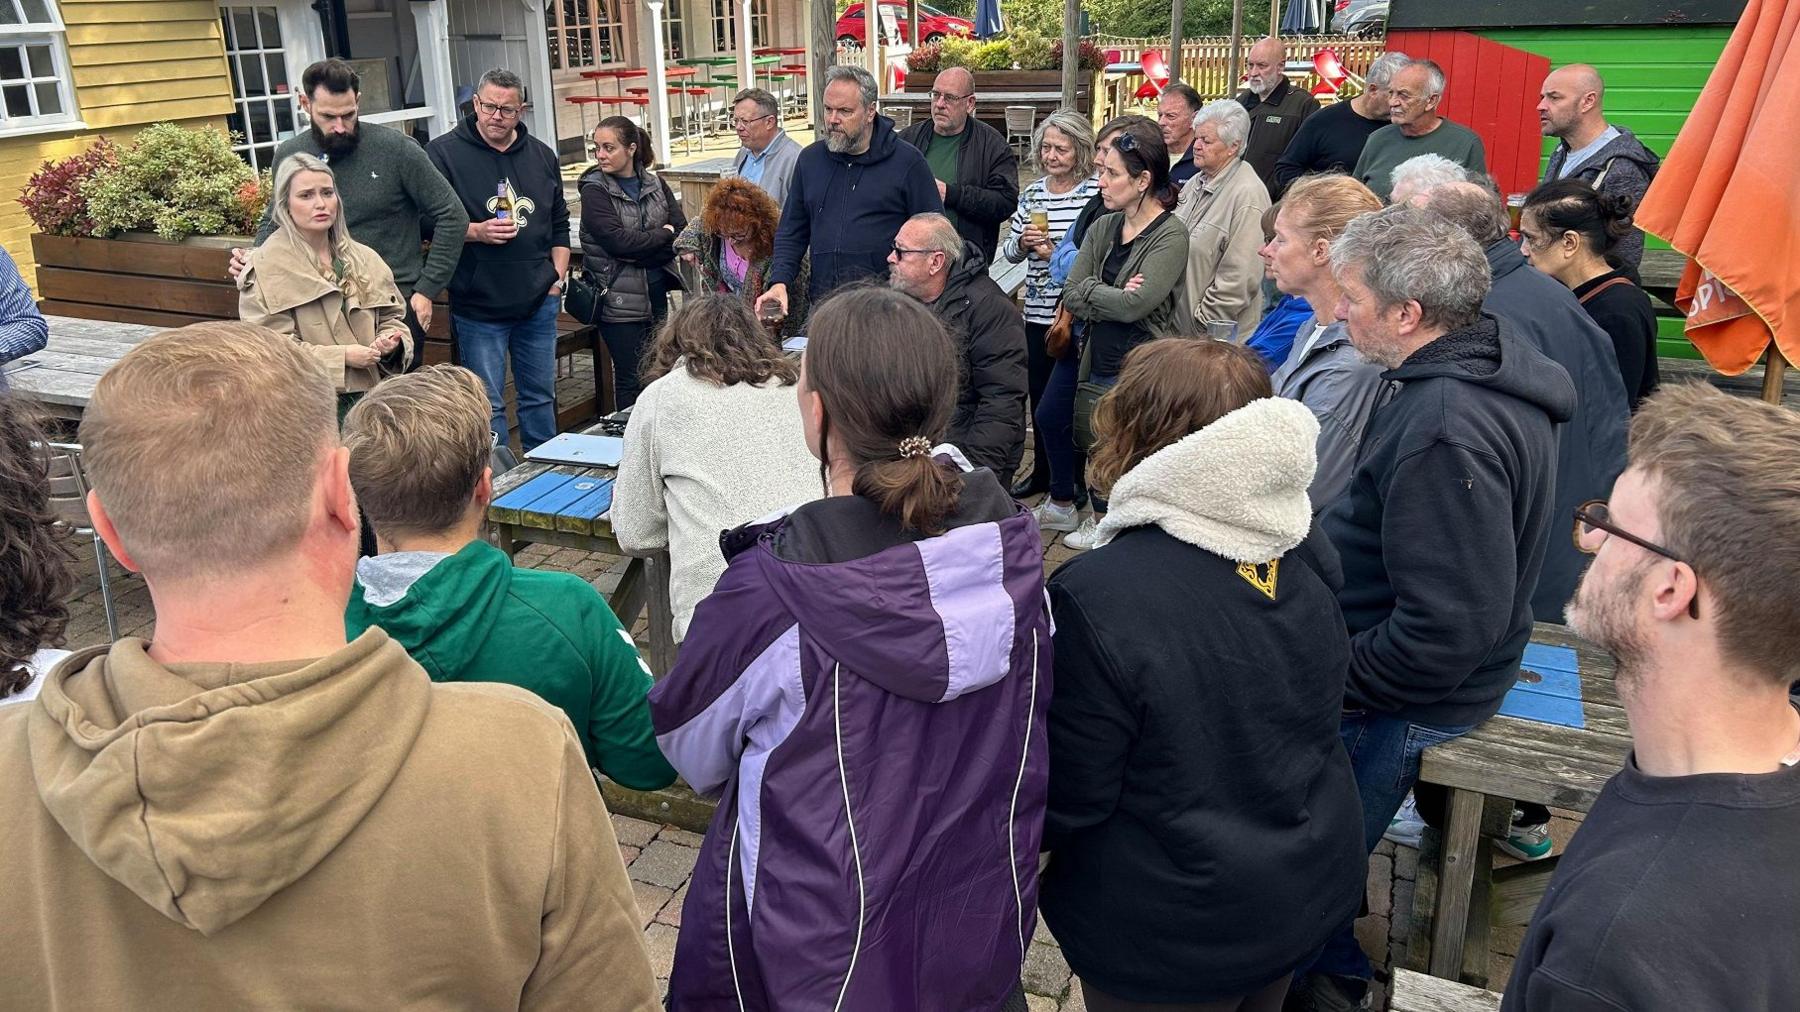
[[5, 315, 161, 419], [485, 425, 678, 677], [1410, 622, 1631, 987]]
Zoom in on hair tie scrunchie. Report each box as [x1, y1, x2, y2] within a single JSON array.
[[898, 436, 933, 459]]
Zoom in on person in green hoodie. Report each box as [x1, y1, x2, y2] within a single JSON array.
[[341, 365, 675, 790]]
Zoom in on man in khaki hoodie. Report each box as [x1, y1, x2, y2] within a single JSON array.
[[0, 322, 661, 1010]]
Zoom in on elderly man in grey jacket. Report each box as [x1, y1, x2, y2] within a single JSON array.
[[725, 88, 803, 208]]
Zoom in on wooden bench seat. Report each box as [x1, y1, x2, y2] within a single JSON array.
[[1390, 969, 1503, 1012]]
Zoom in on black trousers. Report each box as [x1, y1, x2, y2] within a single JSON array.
[[1022, 320, 1055, 489], [599, 281, 670, 410], [1081, 974, 1290, 1012]]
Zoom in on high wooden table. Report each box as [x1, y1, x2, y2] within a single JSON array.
[[485, 427, 678, 677], [1410, 623, 1631, 986]]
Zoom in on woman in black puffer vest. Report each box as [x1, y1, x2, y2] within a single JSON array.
[[579, 116, 686, 408]]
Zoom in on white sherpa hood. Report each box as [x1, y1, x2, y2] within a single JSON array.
[[1094, 396, 1320, 561]]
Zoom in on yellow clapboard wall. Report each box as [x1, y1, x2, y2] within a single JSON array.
[[0, 0, 235, 290]]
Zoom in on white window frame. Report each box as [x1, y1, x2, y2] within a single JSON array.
[[0, 0, 83, 138]]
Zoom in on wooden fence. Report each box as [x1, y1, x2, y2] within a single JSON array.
[[1094, 34, 1388, 111]]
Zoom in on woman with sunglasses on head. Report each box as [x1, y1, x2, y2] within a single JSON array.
[[1034, 118, 1190, 552], [649, 286, 1051, 1012], [579, 115, 687, 409], [1520, 179, 1660, 411], [1041, 339, 1364, 1012], [672, 177, 810, 335]]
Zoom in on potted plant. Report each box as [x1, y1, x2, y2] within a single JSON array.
[[904, 31, 1107, 113]]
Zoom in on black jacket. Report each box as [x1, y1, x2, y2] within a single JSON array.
[[426, 116, 570, 322], [1042, 524, 1365, 1002], [1484, 240, 1630, 623], [770, 115, 943, 301], [933, 242, 1027, 478], [1272, 98, 1390, 194], [1574, 270, 1660, 411], [577, 166, 686, 324], [1541, 126, 1661, 275], [1237, 79, 1321, 197], [1323, 315, 1576, 727], [900, 117, 1020, 267]]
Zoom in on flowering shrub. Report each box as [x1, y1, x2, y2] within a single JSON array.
[[907, 41, 943, 71], [18, 137, 120, 237], [82, 123, 257, 240], [1055, 39, 1108, 73], [907, 33, 1108, 74]]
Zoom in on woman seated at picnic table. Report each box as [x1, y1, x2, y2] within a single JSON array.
[[1035, 117, 1189, 553], [1040, 338, 1365, 1012], [647, 286, 1051, 1011], [1174, 100, 1271, 337], [611, 294, 818, 644], [672, 177, 809, 335], [237, 153, 410, 418]]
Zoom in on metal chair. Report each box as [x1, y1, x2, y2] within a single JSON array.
[[1004, 105, 1038, 156], [886, 104, 913, 130], [42, 442, 119, 641]]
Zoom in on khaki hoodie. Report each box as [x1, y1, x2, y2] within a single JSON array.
[[238, 227, 412, 393], [0, 630, 660, 1010]]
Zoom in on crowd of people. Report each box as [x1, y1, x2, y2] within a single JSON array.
[[1, 40, 1797, 1012]]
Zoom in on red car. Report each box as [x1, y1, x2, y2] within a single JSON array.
[[835, 2, 974, 46]]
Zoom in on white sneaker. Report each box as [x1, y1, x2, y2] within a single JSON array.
[[1062, 515, 1103, 551], [1383, 792, 1427, 849], [1032, 499, 1079, 533]]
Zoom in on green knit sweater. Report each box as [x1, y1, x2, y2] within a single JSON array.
[[255, 120, 468, 299]]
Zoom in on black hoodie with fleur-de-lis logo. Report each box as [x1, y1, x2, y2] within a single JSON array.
[[427, 114, 570, 322]]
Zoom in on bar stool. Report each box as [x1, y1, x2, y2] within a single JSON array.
[[565, 94, 606, 139]]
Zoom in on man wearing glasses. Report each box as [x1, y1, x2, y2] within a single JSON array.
[[1351, 59, 1487, 202], [240, 58, 469, 372], [1504, 383, 1800, 1010], [899, 66, 1019, 268], [1291, 206, 1575, 1011], [724, 89, 802, 208], [427, 68, 571, 452]]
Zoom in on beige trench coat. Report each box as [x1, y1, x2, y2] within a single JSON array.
[[238, 229, 412, 393]]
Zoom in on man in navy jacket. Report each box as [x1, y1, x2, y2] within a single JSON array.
[[755, 65, 941, 320], [1293, 206, 1575, 1011]]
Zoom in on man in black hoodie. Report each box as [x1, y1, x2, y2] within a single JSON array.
[[426, 68, 570, 451], [755, 65, 942, 321], [887, 212, 1027, 478], [1292, 206, 1575, 1010]]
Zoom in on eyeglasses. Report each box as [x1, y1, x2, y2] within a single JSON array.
[[890, 243, 934, 258], [475, 98, 522, 120], [929, 90, 972, 103], [1572, 499, 1701, 619], [723, 231, 752, 244], [732, 113, 775, 130]]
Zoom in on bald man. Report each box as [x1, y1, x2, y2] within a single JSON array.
[[1538, 64, 1660, 275], [900, 65, 1020, 268], [1236, 36, 1319, 197]]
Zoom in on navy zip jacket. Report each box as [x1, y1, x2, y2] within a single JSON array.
[[768, 114, 943, 301], [427, 115, 569, 322], [1323, 315, 1575, 727]]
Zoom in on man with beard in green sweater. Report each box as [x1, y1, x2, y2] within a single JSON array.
[[341, 365, 675, 790]]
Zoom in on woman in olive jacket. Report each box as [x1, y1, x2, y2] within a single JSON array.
[[579, 116, 686, 408]]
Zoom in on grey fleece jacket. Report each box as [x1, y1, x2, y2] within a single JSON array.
[[1541, 126, 1661, 276], [255, 121, 469, 300]]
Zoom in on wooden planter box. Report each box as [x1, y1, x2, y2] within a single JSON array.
[[30, 231, 614, 434], [899, 69, 1097, 121]]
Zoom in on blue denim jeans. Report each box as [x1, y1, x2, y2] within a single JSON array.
[[1036, 358, 1116, 505], [455, 294, 561, 452], [1305, 709, 1477, 982]]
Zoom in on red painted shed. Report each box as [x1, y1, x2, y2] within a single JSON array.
[[1385, 30, 1552, 195]]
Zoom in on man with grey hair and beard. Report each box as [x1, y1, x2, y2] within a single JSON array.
[[757, 65, 942, 319], [1274, 51, 1410, 194], [1289, 205, 1575, 1012], [1235, 35, 1320, 196], [886, 212, 1026, 477]]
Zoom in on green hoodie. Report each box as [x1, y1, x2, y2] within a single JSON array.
[[345, 540, 676, 790]]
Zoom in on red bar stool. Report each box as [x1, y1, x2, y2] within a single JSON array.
[[565, 94, 606, 139]]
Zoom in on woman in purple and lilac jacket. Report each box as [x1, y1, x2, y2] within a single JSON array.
[[649, 285, 1052, 1012]]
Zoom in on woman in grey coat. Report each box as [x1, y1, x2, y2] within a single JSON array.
[[1262, 174, 1385, 513]]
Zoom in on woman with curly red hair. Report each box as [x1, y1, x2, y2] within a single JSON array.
[[675, 177, 810, 333]]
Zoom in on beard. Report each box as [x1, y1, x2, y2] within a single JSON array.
[[312, 122, 361, 159], [826, 120, 866, 154], [1248, 75, 1278, 99], [1567, 560, 1652, 695]]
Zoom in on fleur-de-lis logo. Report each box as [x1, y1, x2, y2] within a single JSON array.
[[485, 193, 537, 227]]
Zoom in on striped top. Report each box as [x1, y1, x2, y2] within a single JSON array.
[[1003, 175, 1101, 325]]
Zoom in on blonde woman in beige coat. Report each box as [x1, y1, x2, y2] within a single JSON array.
[[239, 153, 410, 414]]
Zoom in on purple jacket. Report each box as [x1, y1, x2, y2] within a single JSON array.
[[650, 483, 1051, 1011]]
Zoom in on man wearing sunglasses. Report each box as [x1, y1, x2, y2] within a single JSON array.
[[1293, 206, 1575, 1011], [724, 88, 802, 208], [899, 66, 1019, 269], [1504, 383, 1800, 1010], [427, 68, 570, 452]]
